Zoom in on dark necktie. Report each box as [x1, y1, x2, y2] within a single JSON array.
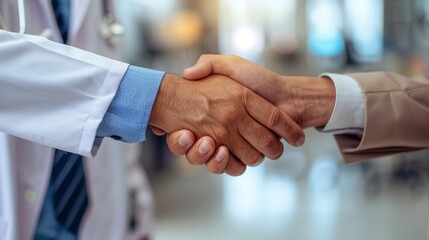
[[50, 1, 88, 234], [51, 150, 89, 235], [51, 0, 71, 43]]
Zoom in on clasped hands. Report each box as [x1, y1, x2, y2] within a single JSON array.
[[149, 55, 336, 176]]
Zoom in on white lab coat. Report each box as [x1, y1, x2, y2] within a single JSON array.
[[0, 1, 153, 239]]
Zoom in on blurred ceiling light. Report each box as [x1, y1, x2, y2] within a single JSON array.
[[309, 155, 339, 191], [223, 167, 265, 222], [307, 155, 340, 240], [307, 0, 344, 58], [265, 177, 297, 218], [164, 10, 203, 48], [149, 9, 203, 51], [269, 31, 299, 55], [219, 0, 266, 62], [344, 0, 384, 62], [307, 0, 345, 68], [230, 27, 265, 57], [308, 179, 339, 240], [222, 166, 297, 223], [266, 0, 299, 55], [219, 0, 300, 58], [273, 150, 307, 179]]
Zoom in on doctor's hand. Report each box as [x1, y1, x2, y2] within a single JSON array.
[[165, 54, 335, 174], [149, 73, 304, 176]]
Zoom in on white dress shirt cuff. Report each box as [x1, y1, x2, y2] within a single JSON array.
[[317, 73, 365, 135]]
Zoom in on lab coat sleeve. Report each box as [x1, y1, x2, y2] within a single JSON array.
[[0, 30, 129, 157]]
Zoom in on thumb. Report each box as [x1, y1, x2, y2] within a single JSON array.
[[183, 61, 213, 80]]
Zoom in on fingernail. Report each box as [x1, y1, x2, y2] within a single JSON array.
[[178, 134, 192, 148], [198, 140, 210, 155], [184, 66, 195, 73], [296, 137, 305, 147], [251, 157, 264, 167], [215, 148, 226, 162], [185, 66, 195, 71]]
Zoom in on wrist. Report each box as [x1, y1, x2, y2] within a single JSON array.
[[279, 76, 335, 128], [149, 73, 179, 131]]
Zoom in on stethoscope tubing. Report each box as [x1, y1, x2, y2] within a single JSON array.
[[1, 0, 115, 33], [17, 0, 26, 34]]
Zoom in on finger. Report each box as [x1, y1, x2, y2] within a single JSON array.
[[205, 146, 229, 174], [184, 54, 234, 80], [183, 62, 212, 80], [184, 55, 283, 107], [151, 126, 167, 136], [223, 154, 246, 176], [166, 130, 195, 156], [238, 117, 284, 160], [245, 91, 305, 147], [228, 135, 264, 167], [185, 136, 216, 166]]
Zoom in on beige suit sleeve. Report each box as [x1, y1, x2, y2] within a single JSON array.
[[334, 71, 429, 163]]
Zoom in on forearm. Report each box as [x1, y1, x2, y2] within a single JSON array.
[[0, 30, 129, 156], [279, 76, 336, 129]]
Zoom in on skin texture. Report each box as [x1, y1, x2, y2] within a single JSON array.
[[149, 73, 305, 176], [163, 55, 336, 175]]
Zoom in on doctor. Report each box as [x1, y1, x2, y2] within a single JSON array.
[[0, 1, 155, 239], [0, 1, 305, 240]]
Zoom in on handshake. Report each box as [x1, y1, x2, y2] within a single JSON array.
[[149, 55, 336, 176]]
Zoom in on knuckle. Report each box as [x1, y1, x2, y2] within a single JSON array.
[[229, 84, 244, 96], [221, 104, 239, 123], [199, 54, 210, 61], [224, 55, 242, 76], [213, 127, 229, 142], [259, 133, 279, 152], [266, 108, 282, 128], [227, 54, 241, 62], [284, 124, 302, 142], [261, 133, 277, 148], [245, 152, 264, 166]]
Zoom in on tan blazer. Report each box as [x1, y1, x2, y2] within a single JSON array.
[[334, 72, 429, 163], [334, 72, 429, 239]]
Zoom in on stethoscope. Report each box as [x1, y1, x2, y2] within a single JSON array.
[[0, 0, 124, 46], [0, 0, 26, 34]]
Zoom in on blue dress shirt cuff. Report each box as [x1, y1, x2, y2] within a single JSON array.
[[96, 65, 165, 142]]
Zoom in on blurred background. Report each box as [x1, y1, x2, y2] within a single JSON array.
[[116, 0, 429, 239]]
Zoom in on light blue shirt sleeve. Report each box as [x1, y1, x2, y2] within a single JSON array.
[[96, 65, 165, 142]]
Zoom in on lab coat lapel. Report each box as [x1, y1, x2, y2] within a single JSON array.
[[37, 0, 63, 42], [69, 0, 91, 44], [37, 0, 54, 15]]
